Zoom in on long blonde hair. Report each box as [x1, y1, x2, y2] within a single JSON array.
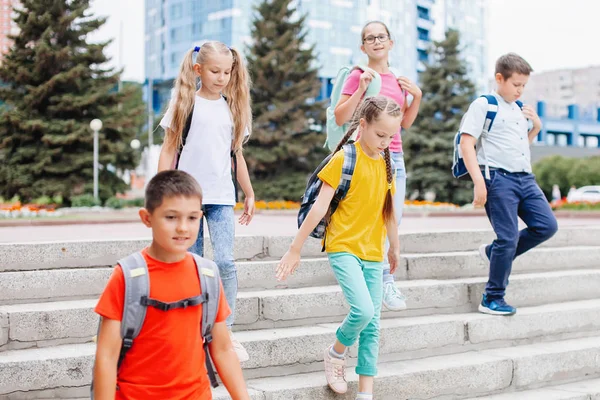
[[334, 96, 402, 224], [165, 41, 252, 154]]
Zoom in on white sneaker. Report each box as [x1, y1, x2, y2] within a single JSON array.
[[229, 331, 249, 362], [382, 282, 407, 311], [323, 346, 348, 394], [479, 244, 490, 265]]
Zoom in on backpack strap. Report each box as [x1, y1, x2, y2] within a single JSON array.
[[175, 107, 194, 169], [140, 293, 207, 311], [356, 64, 381, 98], [117, 252, 149, 370], [480, 94, 499, 133], [322, 143, 357, 251], [478, 95, 499, 180], [191, 253, 221, 388], [515, 99, 524, 109], [335, 143, 358, 204]]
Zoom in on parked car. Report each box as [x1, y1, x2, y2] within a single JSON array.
[[566, 186, 600, 203]]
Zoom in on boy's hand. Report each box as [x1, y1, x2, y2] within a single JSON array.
[[397, 77, 422, 99], [522, 105, 542, 130], [473, 182, 487, 207], [276, 248, 301, 281], [238, 196, 255, 225], [388, 246, 401, 274], [358, 69, 375, 93]]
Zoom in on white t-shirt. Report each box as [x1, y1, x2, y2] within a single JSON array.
[[160, 95, 249, 205]]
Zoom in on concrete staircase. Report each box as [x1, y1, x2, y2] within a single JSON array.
[[1, 227, 600, 399]]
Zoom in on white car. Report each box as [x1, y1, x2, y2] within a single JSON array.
[[566, 186, 600, 203]]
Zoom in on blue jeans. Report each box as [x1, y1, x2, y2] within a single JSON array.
[[189, 204, 237, 328], [383, 151, 406, 284], [328, 252, 383, 376], [484, 170, 558, 299]]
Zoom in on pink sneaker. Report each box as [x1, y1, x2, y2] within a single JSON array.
[[323, 346, 348, 394]]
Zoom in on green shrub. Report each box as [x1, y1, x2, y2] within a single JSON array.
[[124, 198, 144, 208], [71, 194, 101, 207], [533, 155, 600, 201], [105, 197, 125, 209], [32, 195, 53, 205]]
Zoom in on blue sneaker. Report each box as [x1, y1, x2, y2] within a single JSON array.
[[478, 294, 516, 316]]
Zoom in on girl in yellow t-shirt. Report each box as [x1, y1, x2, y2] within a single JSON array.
[[276, 96, 403, 400]]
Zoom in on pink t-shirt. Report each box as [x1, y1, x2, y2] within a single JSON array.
[[342, 69, 406, 153]]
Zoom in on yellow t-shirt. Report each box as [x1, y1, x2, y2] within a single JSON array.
[[317, 142, 396, 262]]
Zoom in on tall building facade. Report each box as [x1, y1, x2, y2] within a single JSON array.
[[520, 66, 600, 120], [145, 0, 488, 111], [0, 0, 19, 61], [430, 0, 488, 91]]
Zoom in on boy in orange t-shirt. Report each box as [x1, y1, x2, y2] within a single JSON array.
[[93, 170, 250, 400]]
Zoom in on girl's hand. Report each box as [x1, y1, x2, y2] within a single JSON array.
[[358, 69, 375, 93], [238, 196, 255, 225], [388, 246, 401, 274], [397, 77, 422, 99], [276, 248, 301, 281]]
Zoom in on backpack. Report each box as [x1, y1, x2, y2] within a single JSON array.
[[90, 252, 222, 398], [171, 96, 240, 202], [298, 142, 357, 251], [324, 66, 406, 152], [324, 65, 381, 152], [452, 94, 523, 180]]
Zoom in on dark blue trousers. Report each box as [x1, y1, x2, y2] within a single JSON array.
[[484, 170, 558, 299]]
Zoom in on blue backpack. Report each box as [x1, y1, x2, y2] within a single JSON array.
[[298, 143, 357, 251], [452, 95, 523, 179], [324, 65, 381, 152]]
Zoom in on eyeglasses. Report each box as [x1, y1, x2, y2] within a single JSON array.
[[363, 34, 389, 44]]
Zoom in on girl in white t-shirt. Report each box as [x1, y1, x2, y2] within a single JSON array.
[[157, 41, 254, 362]]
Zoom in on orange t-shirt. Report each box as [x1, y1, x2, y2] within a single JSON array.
[[95, 249, 231, 400]]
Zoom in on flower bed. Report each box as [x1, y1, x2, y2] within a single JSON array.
[[552, 200, 600, 211], [0, 202, 62, 218]]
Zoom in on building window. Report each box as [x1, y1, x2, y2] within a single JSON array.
[[418, 49, 428, 63], [417, 27, 429, 41], [417, 6, 430, 20], [170, 4, 183, 19], [193, 22, 202, 34]]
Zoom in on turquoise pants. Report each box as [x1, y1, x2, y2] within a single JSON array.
[[328, 252, 383, 376]]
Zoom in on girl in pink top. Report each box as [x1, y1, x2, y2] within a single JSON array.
[[334, 21, 422, 313]]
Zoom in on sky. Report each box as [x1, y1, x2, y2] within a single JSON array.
[[89, 0, 600, 83]]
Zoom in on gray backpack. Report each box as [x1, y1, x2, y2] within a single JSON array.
[[91, 251, 221, 397]]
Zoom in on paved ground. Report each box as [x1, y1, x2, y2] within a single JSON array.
[[1, 213, 599, 243]]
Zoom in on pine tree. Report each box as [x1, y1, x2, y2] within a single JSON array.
[[403, 29, 477, 205], [246, 0, 326, 200], [0, 0, 145, 203]]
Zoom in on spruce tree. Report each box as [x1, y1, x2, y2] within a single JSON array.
[[0, 0, 145, 203], [403, 29, 477, 205], [246, 0, 326, 200]]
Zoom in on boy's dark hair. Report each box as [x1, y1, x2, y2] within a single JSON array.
[[145, 170, 202, 213], [495, 53, 533, 79]]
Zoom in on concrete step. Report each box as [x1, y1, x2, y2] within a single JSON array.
[[2, 246, 599, 306], [234, 299, 600, 376], [466, 377, 600, 399], [238, 336, 600, 399], [405, 246, 600, 280], [2, 334, 600, 399], [3, 269, 600, 350], [2, 269, 600, 350], [1, 226, 598, 272]]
